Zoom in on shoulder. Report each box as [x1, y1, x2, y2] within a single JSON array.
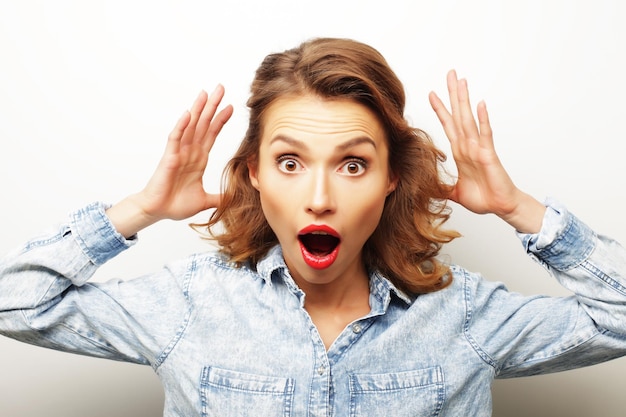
[[418, 264, 515, 321], [163, 247, 264, 296], [446, 264, 513, 306]]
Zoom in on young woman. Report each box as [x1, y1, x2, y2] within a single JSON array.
[[1, 37, 625, 416]]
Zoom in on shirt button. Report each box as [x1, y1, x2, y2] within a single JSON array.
[[352, 323, 362, 334], [317, 366, 325, 375]]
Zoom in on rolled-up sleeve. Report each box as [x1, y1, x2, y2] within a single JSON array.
[[518, 198, 626, 335], [464, 199, 626, 378], [0, 203, 190, 367]]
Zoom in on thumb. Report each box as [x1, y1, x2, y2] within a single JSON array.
[[203, 193, 222, 211], [447, 186, 460, 204]]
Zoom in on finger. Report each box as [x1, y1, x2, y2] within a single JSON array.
[[164, 110, 191, 155], [428, 91, 458, 145], [446, 70, 462, 127], [202, 104, 234, 153], [180, 90, 209, 145], [447, 185, 460, 204], [195, 84, 226, 142], [202, 192, 222, 211], [456, 78, 480, 143], [476, 100, 495, 148], [188, 90, 209, 126]]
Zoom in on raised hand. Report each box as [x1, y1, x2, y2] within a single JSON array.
[[428, 70, 545, 233], [106, 86, 233, 238]]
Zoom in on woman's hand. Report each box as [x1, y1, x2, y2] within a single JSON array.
[[106, 85, 233, 238], [428, 70, 545, 233]]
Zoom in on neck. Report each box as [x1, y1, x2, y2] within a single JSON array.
[[296, 268, 372, 351], [295, 266, 370, 311]]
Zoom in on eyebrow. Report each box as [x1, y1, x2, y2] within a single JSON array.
[[269, 134, 377, 151]]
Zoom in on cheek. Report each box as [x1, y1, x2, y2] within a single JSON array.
[[366, 198, 387, 226], [256, 181, 291, 236], [346, 191, 388, 237], [258, 190, 279, 221], [261, 198, 280, 220]]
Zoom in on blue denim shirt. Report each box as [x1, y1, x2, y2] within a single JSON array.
[[1, 200, 626, 416]]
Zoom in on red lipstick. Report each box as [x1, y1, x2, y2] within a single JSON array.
[[298, 225, 341, 269]]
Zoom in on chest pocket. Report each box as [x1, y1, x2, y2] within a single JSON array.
[[349, 366, 445, 417], [201, 367, 295, 417]]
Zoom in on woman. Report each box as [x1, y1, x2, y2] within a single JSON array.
[[1, 37, 625, 416]]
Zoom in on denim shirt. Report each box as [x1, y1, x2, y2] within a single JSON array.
[[1, 200, 626, 416]]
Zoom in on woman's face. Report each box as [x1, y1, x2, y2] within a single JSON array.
[[249, 94, 397, 289]]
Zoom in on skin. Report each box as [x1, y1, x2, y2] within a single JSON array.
[[105, 70, 546, 349], [428, 71, 546, 232], [105, 85, 234, 238], [247, 96, 397, 347]]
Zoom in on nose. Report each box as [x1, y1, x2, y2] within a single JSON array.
[[306, 168, 336, 215]]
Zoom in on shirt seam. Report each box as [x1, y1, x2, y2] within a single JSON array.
[[461, 268, 498, 371], [580, 259, 626, 296], [496, 330, 602, 376], [152, 255, 197, 371]]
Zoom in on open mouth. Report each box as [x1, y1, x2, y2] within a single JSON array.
[[297, 226, 341, 269], [298, 232, 340, 256]]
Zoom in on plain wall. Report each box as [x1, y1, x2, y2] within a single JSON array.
[[1, 0, 625, 415]]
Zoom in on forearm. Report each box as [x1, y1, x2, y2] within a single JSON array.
[[0, 203, 186, 364], [520, 200, 626, 335], [0, 202, 134, 312], [105, 194, 161, 239], [498, 190, 547, 234]]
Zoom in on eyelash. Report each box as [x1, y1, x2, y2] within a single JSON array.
[[338, 157, 368, 175], [276, 155, 303, 173], [275, 155, 368, 175]]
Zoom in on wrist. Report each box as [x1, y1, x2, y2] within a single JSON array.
[[105, 194, 161, 238], [498, 192, 546, 234]]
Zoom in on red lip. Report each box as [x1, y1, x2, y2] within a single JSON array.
[[298, 224, 340, 237], [298, 224, 341, 269]]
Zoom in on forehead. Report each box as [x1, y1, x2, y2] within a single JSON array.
[[260, 95, 386, 143]]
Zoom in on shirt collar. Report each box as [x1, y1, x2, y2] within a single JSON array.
[[256, 245, 289, 286], [256, 245, 413, 307]]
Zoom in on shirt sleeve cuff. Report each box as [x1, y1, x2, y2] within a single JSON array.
[[69, 202, 137, 266], [516, 197, 596, 271]]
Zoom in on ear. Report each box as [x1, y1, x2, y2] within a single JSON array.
[[386, 174, 398, 196], [248, 159, 260, 190]]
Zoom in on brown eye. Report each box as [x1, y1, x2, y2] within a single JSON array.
[[338, 159, 366, 176], [277, 157, 302, 173], [346, 162, 360, 174]]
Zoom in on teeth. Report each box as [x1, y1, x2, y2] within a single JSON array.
[[310, 231, 329, 235]]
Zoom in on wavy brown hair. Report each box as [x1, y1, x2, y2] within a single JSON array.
[[199, 37, 460, 294]]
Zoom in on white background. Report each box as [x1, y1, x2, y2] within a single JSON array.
[[1, 0, 625, 415]]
